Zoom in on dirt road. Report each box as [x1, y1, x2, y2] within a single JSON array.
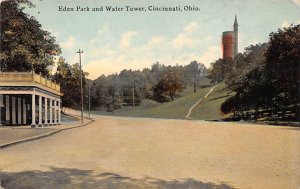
[[0, 116, 299, 189]]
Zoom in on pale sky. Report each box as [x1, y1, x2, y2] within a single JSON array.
[[23, 0, 300, 79]]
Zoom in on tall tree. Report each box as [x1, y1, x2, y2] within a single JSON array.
[[0, 0, 60, 76], [208, 58, 234, 84], [53, 57, 88, 109], [155, 70, 183, 101], [185, 61, 207, 92], [265, 25, 300, 117]]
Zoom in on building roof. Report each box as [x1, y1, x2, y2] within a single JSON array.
[[222, 31, 235, 35], [0, 72, 63, 96]]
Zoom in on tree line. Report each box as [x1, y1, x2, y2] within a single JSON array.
[[87, 61, 207, 112], [50, 59, 208, 112], [209, 25, 299, 121]]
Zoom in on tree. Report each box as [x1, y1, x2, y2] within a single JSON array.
[[221, 44, 269, 119], [265, 25, 300, 119], [225, 43, 268, 93], [221, 25, 299, 121], [208, 58, 234, 84], [90, 75, 107, 110], [244, 43, 268, 70], [105, 74, 122, 112], [185, 61, 207, 92], [141, 68, 155, 98], [154, 70, 183, 101], [53, 57, 73, 108], [0, 0, 61, 76], [53, 57, 88, 109]]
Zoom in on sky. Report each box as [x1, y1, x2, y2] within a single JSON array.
[[21, 0, 300, 79]]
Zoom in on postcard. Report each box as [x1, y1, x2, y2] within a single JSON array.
[[0, 0, 299, 188]]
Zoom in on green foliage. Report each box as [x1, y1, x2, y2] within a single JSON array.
[[208, 58, 234, 84], [154, 70, 183, 101], [265, 25, 300, 109], [89, 61, 208, 111], [0, 0, 61, 76], [221, 25, 300, 121], [185, 60, 207, 92], [53, 57, 88, 109]]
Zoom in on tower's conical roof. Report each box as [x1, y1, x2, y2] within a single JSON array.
[[234, 14, 238, 26]]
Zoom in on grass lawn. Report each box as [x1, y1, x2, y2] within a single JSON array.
[[130, 86, 212, 119], [190, 83, 233, 120], [91, 80, 232, 120], [91, 86, 212, 119]]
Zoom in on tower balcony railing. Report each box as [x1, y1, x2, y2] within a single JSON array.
[[0, 72, 61, 95]]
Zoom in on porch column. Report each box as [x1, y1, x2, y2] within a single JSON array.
[[23, 99, 27, 125], [44, 97, 48, 125], [0, 95, 3, 126], [38, 95, 42, 126], [49, 99, 53, 125], [6, 96, 10, 124], [31, 94, 36, 127], [17, 97, 22, 125], [58, 100, 61, 124], [12, 96, 16, 125], [54, 99, 57, 125]]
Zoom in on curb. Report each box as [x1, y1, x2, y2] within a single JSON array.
[[0, 115, 94, 149]]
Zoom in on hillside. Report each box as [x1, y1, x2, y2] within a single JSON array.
[[189, 83, 233, 120], [91, 81, 232, 120]]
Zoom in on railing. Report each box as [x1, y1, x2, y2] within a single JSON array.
[[0, 72, 61, 92]]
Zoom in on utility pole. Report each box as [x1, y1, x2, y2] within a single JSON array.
[[88, 79, 91, 118], [76, 49, 84, 124], [0, 69, 2, 126], [132, 82, 135, 113], [31, 60, 34, 77], [0, 91, 2, 126]]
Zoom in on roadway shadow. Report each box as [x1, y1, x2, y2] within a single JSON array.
[[0, 166, 236, 189]]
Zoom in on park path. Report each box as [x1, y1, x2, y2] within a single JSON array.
[[185, 85, 218, 119]]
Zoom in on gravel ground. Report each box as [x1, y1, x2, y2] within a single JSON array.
[[0, 115, 299, 189], [0, 114, 80, 146], [0, 127, 56, 146]]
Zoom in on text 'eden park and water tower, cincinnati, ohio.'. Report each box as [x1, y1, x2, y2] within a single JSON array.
[[58, 5, 201, 12]]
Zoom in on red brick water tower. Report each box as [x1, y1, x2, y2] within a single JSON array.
[[222, 15, 238, 59]]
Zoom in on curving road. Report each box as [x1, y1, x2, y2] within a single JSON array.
[[0, 115, 299, 189]]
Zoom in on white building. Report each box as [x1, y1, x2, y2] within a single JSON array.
[[0, 72, 63, 127]]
